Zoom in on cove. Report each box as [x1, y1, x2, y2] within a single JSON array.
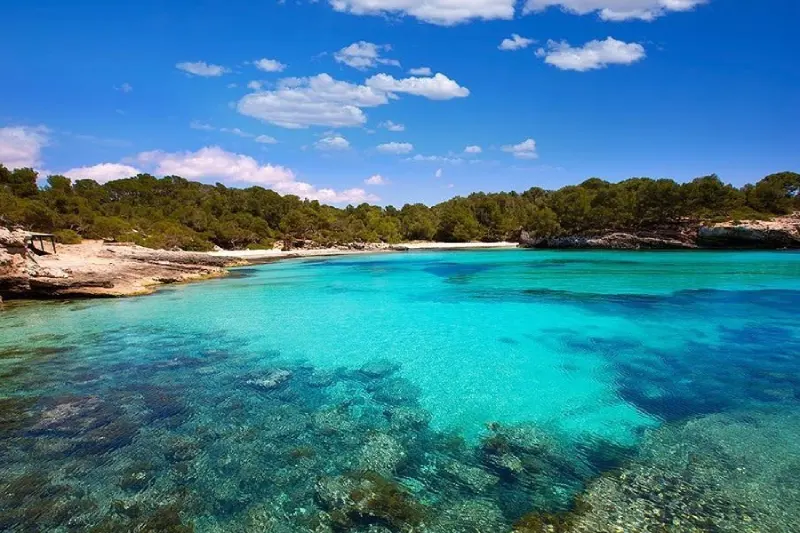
[[1, 249, 799, 532]]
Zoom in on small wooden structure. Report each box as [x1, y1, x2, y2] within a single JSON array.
[[25, 232, 57, 255]]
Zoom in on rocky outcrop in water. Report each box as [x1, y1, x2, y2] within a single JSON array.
[[519, 230, 695, 250], [520, 214, 800, 250], [697, 215, 800, 248]]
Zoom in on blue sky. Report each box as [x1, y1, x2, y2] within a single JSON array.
[[1, 0, 797, 206]]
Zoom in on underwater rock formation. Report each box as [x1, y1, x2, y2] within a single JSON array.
[[563, 410, 800, 533]]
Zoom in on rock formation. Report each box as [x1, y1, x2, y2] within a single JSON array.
[[520, 213, 800, 250]]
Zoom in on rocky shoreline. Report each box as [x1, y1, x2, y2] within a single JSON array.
[[2, 215, 799, 301], [0, 227, 240, 302], [519, 214, 800, 250]]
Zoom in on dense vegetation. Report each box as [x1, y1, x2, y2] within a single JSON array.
[[1, 164, 798, 251]]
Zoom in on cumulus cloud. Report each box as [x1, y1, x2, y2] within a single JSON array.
[[255, 135, 278, 144], [502, 138, 538, 159], [0, 126, 49, 169], [536, 37, 645, 71], [315, 135, 351, 150], [408, 67, 432, 76], [63, 163, 141, 183], [115, 82, 133, 93], [434, 168, 443, 178], [379, 120, 405, 132], [334, 41, 400, 70], [247, 80, 263, 90], [464, 145, 482, 154], [364, 174, 388, 185], [376, 142, 413, 154], [254, 58, 287, 72], [328, 0, 515, 25], [176, 61, 229, 77], [237, 73, 388, 128], [499, 34, 535, 51], [523, 0, 707, 21], [366, 73, 469, 100], [133, 146, 372, 203]]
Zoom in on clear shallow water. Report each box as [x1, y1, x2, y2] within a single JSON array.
[[1, 249, 799, 532]]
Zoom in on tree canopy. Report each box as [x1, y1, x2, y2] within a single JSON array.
[[1, 164, 798, 250]]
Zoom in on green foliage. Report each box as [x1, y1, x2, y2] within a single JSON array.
[[0, 162, 796, 250], [53, 229, 82, 244]]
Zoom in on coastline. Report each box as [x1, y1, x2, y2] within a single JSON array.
[[2, 213, 799, 302], [209, 240, 519, 262], [0, 237, 519, 301]]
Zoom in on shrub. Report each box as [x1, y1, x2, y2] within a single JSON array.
[[53, 229, 82, 244]]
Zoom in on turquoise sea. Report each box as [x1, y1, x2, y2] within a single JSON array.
[[1, 249, 800, 532]]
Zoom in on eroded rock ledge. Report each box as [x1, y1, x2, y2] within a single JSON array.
[[520, 214, 800, 250], [0, 227, 240, 301]]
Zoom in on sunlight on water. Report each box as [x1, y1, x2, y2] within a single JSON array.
[[1, 249, 799, 532]]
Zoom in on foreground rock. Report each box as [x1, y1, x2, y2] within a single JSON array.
[[0, 228, 241, 300], [514, 411, 800, 533]]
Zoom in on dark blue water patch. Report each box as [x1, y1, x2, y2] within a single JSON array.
[[422, 261, 496, 279], [530, 258, 643, 267], [556, 323, 800, 422], [498, 337, 519, 345]]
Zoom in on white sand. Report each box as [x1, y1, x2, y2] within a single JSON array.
[[208, 241, 519, 261]]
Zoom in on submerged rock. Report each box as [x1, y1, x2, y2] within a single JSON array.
[[245, 369, 292, 391], [426, 500, 508, 533], [442, 460, 499, 493], [358, 433, 407, 475], [315, 471, 427, 530], [358, 359, 400, 379], [564, 411, 800, 532]]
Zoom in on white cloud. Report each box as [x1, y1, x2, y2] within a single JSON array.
[[227, 83, 238, 89], [536, 37, 645, 71], [523, 0, 707, 20], [434, 168, 443, 178], [408, 67, 432, 76], [334, 41, 400, 70], [176, 61, 229, 77], [255, 135, 278, 144], [502, 138, 538, 159], [315, 135, 351, 150], [136, 146, 293, 185], [254, 58, 287, 72], [328, 0, 516, 25], [379, 120, 405, 132], [0, 126, 49, 169], [63, 163, 141, 183], [115, 82, 133, 93], [364, 174, 388, 185], [134, 146, 373, 203], [366, 73, 469, 100], [499, 34, 535, 51], [247, 80, 263, 90], [376, 142, 413, 154], [407, 154, 463, 164], [220, 127, 254, 138], [464, 145, 482, 154], [190, 121, 215, 131], [237, 73, 388, 128]]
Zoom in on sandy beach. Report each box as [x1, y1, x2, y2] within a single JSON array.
[[209, 241, 519, 261]]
